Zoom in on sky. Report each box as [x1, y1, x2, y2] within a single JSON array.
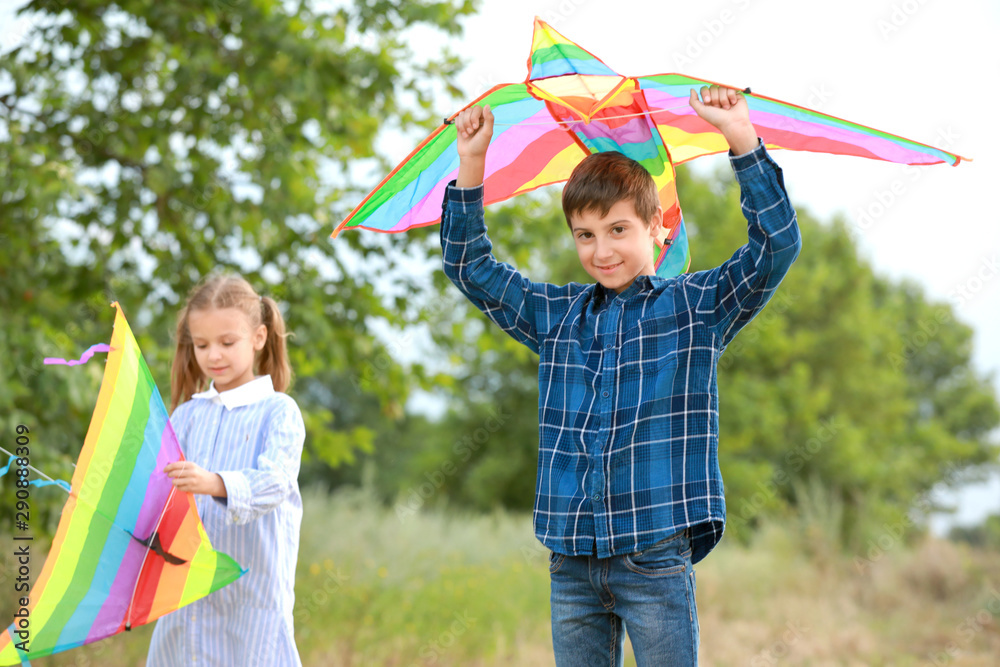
[[1, 0, 997, 527]]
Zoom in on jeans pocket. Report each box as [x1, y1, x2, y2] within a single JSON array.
[[549, 550, 567, 574], [623, 528, 691, 576]]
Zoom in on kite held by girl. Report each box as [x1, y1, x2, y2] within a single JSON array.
[[1, 281, 304, 667], [0, 303, 244, 665]]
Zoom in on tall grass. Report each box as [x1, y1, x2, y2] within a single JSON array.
[[294, 486, 553, 666]]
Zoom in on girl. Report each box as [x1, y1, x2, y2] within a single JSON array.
[[147, 274, 305, 667]]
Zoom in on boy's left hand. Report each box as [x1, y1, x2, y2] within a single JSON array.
[[455, 104, 494, 188], [164, 461, 227, 497], [689, 85, 758, 156]]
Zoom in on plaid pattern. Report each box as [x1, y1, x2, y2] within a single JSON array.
[[440, 142, 800, 562]]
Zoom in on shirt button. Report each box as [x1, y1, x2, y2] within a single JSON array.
[[592, 493, 602, 501], [605, 343, 612, 349], [602, 391, 609, 398]]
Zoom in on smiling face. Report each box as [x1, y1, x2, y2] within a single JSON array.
[[570, 199, 663, 293], [187, 307, 267, 393]]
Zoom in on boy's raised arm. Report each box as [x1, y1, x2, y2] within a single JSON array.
[[455, 104, 495, 187], [683, 85, 801, 343], [441, 103, 581, 353]]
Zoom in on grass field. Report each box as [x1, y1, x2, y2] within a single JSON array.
[[2, 486, 999, 665]]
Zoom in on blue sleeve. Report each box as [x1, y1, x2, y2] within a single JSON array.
[[215, 395, 304, 525], [440, 182, 584, 352], [678, 141, 801, 346], [168, 400, 193, 442]]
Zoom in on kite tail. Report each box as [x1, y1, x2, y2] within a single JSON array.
[[0, 343, 112, 493], [0, 456, 71, 492], [43, 343, 111, 366]]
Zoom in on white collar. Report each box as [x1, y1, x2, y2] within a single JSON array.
[[192, 375, 275, 410]]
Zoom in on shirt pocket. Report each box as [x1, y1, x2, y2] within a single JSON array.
[[619, 315, 680, 379]]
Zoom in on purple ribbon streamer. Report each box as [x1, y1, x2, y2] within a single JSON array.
[[44, 343, 111, 366]]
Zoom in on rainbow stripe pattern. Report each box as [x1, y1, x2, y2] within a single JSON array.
[[0, 303, 243, 665], [333, 18, 965, 278]]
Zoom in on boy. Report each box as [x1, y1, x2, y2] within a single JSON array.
[[441, 85, 800, 666]]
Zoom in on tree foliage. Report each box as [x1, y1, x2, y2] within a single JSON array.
[[0, 0, 475, 528], [950, 513, 1000, 550], [681, 165, 998, 544]]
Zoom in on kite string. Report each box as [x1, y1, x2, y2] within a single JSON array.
[[0, 444, 149, 533], [125, 460, 187, 630], [475, 101, 696, 127], [478, 85, 754, 126], [0, 445, 71, 493]]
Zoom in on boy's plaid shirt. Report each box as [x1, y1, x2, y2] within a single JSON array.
[[441, 143, 800, 563]]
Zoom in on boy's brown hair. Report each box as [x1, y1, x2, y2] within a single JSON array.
[[562, 151, 659, 229]]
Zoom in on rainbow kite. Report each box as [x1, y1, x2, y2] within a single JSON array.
[[0, 303, 244, 665], [334, 18, 966, 278]]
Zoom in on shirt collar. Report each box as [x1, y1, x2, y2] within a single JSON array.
[[625, 275, 654, 295], [597, 275, 654, 302], [192, 375, 275, 410]]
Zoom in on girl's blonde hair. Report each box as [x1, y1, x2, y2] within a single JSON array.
[[170, 273, 291, 411]]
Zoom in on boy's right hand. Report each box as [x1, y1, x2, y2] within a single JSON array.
[[455, 104, 494, 188]]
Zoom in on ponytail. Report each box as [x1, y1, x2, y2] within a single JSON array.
[[170, 301, 209, 412], [258, 296, 292, 393]]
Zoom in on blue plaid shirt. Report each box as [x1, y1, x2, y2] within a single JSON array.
[[440, 142, 800, 563]]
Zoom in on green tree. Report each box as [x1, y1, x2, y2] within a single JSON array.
[[0, 0, 475, 528], [950, 513, 1000, 549], [680, 166, 998, 545]]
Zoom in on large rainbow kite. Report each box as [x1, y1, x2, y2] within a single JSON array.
[[333, 18, 966, 277], [0, 303, 243, 665]]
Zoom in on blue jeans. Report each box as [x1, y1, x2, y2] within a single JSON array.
[[549, 528, 699, 666]]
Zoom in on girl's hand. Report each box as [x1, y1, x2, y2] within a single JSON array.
[[164, 461, 227, 497], [689, 85, 758, 156]]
